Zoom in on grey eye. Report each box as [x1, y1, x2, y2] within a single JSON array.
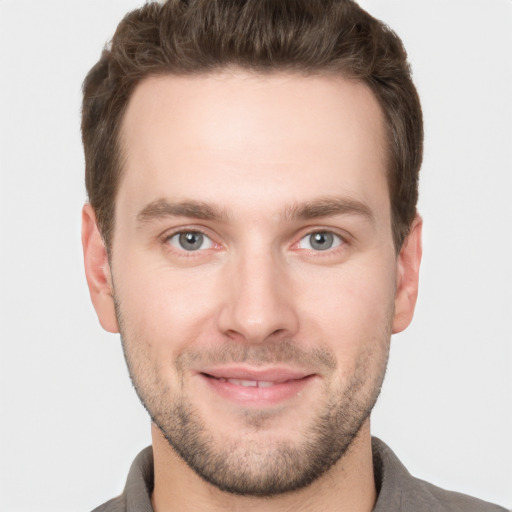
[[298, 231, 342, 251], [168, 231, 213, 251]]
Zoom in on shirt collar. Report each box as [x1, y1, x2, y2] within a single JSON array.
[[120, 438, 412, 511]]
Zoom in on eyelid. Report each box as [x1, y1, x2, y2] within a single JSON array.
[[159, 225, 350, 254], [168, 232, 213, 251], [161, 226, 221, 252], [293, 227, 349, 252]]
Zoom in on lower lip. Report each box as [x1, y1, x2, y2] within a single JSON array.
[[200, 374, 315, 407]]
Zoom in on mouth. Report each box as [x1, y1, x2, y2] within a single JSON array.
[[197, 367, 317, 406], [209, 378, 288, 388]]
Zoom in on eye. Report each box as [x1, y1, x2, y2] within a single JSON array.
[[298, 231, 343, 251], [167, 231, 214, 252]]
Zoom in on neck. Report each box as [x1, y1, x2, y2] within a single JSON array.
[[150, 421, 376, 512]]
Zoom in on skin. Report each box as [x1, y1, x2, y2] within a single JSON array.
[[82, 71, 422, 512]]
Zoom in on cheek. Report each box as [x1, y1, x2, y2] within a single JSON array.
[[294, 258, 396, 362], [297, 258, 396, 326], [113, 256, 223, 357], [113, 245, 397, 365]]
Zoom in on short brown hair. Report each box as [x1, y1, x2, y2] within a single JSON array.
[[82, 0, 423, 250]]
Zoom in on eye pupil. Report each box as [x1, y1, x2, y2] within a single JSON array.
[[179, 232, 203, 250], [310, 232, 334, 250]]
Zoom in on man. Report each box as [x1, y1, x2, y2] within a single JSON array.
[[80, 1, 507, 511]]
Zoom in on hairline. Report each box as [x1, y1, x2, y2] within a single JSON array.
[[105, 67, 401, 253]]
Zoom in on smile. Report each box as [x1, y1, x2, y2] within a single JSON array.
[[217, 378, 277, 388], [197, 368, 317, 406]]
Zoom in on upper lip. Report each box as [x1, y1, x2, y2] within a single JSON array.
[[198, 366, 314, 383]]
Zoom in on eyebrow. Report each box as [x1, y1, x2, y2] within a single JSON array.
[[281, 196, 375, 223], [136, 196, 374, 225], [137, 199, 229, 224]]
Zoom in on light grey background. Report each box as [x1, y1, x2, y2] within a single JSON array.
[[0, 1, 510, 510]]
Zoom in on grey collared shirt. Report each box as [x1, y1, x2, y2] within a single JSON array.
[[92, 438, 508, 511]]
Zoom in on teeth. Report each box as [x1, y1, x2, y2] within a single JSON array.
[[226, 379, 275, 388], [228, 379, 258, 387]]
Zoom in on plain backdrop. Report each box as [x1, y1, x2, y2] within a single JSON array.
[[0, 1, 511, 510]]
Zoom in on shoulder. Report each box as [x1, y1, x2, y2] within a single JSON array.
[[90, 446, 154, 512], [372, 437, 508, 512], [404, 474, 508, 512], [91, 496, 126, 512]]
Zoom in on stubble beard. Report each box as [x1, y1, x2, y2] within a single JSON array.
[[115, 301, 392, 497]]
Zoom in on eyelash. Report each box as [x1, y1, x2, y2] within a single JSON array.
[[161, 227, 349, 256], [296, 231, 345, 252], [162, 228, 218, 255]]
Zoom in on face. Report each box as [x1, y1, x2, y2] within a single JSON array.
[[83, 71, 421, 496]]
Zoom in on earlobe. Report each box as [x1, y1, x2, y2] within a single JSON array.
[[81, 204, 119, 333], [392, 215, 423, 334]]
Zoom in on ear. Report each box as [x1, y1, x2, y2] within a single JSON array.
[[81, 203, 119, 333], [392, 214, 423, 334]]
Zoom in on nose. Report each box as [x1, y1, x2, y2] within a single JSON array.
[[217, 247, 299, 344]]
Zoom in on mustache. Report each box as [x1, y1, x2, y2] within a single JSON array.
[[176, 339, 337, 372]]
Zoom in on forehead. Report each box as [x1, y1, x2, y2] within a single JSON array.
[[118, 71, 389, 221]]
